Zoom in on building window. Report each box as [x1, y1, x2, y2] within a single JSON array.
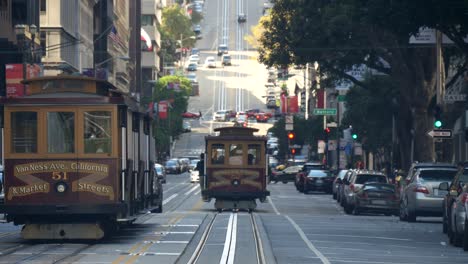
[[141, 15, 154, 26], [40, 0, 46, 11]]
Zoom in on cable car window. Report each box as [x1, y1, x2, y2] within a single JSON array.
[[11, 112, 37, 153], [248, 144, 261, 165], [229, 144, 244, 165], [84, 111, 112, 154], [47, 112, 75, 153], [211, 144, 225, 164]]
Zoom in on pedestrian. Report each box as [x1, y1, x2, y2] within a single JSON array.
[[198, 110, 202, 120], [196, 153, 206, 199]]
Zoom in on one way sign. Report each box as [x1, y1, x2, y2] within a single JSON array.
[[427, 129, 452, 139]]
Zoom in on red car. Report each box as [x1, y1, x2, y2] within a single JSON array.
[[255, 113, 270, 122], [181, 111, 201, 119]]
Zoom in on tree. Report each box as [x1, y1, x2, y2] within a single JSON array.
[[258, 0, 468, 169], [151, 75, 192, 158], [160, 4, 196, 65], [244, 14, 270, 49]]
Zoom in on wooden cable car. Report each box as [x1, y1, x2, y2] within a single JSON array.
[[0, 76, 163, 239], [202, 126, 270, 212]]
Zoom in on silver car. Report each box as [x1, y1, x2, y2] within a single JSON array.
[[447, 183, 468, 249], [333, 170, 348, 200], [400, 167, 458, 222]]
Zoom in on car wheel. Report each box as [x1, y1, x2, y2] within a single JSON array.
[[344, 204, 353, 214], [454, 217, 463, 247], [463, 217, 468, 251], [399, 200, 407, 221]]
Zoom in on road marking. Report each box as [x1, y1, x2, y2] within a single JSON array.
[[220, 213, 235, 264], [162, 194, 178, 205], [227, 213, 238, 264], [267, 196, 281, 215], [285, 215, 330, 264], [304, 234, 411, 241], [185, 185, 199, 196], [194, 190, 201, 195], [160, 224, 199, 227]]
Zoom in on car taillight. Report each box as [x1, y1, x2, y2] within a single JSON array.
[[413, 186, 429, 194], [256, 115, 260, 119]]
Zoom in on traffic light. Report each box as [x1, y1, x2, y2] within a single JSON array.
[[324, 127, 330, 141], [434, 105, 442, 128], [352, 133, 358, 140], [287, 132, 295, 140], [291, 148, 296, 155]]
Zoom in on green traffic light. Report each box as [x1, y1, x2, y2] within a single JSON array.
[[352, 134, 358, 140], [434, 120, 442, 128]]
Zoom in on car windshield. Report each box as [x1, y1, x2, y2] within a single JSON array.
[[155, 166, 163, 173], [166, 161, 177, 166], [307, 170, 331, 177], [336, 170, 348, 179], [355, 174, 387, 184], [418, 169, 457, 182]]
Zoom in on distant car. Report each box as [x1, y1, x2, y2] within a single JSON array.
[[165, 159, 181, 174], [181, 111, 201, 119], [221, 54, 232, 66], [154, 163, 166, 184], [191, 48, 200, 55], [213, 109, 235, 122], [238, 13, 246, 23], [246, 109, 261, 118], [186, 62, 198, 71], [205, 56, 216, 68], [303, 170, 334, 193], [189, 159, 200, 171], [266, 99, 277, 109], [353, 183, 399, 216], [183, 121, 191, 132], [333, 170, 349, 200], [255, 112, 270, 123], [217, 44, 228, 56], [193, 24, 201, 34], [186, 73, 198, 83], [272, 165, 302, 184], [190, 169, 200, 183], [189, 54, 200, 64], [178, 158, 190, 172]]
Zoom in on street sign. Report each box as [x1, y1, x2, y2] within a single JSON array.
[[427, 129, 452, 139], [289, 144, 301, 149], [313, 108, 337, 115], [285, 115, 293, 124], [285, 123, 293, 131]]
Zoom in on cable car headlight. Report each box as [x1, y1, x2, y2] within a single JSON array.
[[232, 179, 240, 186], [55, 182, 68, 193]]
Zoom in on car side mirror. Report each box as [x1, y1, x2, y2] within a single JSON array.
[[438, 182, 449, 191]]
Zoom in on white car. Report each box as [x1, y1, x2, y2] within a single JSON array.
[[213, 109, 233, 122], [186, 73, 197, 83], [190, 169, 200, 183], [205, 56, 216, 68], [189, 54, 200, 64]]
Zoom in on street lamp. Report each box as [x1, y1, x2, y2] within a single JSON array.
[[15, 24, 38, 96], [94, 56, 130, 78]]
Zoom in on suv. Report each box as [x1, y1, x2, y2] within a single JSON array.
[[399, 163, 457, 222], [217, 44, 228, 56], [222, 54, 232, 66], [342, 170, 388, 214]]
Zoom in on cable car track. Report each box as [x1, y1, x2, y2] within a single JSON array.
[[187, 212, 264, 264]]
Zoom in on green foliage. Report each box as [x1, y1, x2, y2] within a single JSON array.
[[341, 75, 398, 153], [151, 75, 192, 155]]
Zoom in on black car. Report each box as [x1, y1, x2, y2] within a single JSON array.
[[238, 13, 246, 23], [353, 183, 399, 216], [271, 165, 302, 184], [165, 159, 181, 174], [303, 170, 334, 193]]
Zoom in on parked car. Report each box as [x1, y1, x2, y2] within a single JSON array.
[[271, 165, 302, 184], [154, 163, 166, 184], [303, 170, 334, 193], [186, 73, 198, 83], [295, 162, 328, 192], [439, 163, 468, 249], [333, 169, 349, 200], [246, 108, 261, 119], [222, 54, 232, 66], [189, 54, 200, 64], [181, 111, 201, 119], [193, 24, 201, 34], [165, 159, 182, 174], [399, 165, 457, 222], [338, 170, 355, 206], [353, 183, 399, 216], [217, 44, 228, 56], [342, 170, 388, 214]]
